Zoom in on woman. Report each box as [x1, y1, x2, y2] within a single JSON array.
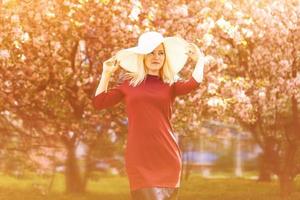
[[93, 31, 205, 200]]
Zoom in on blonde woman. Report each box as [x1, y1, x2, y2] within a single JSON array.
[[93, 31, 205, 200]]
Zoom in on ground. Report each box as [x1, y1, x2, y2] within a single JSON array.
[[0, 172, 299, 200]]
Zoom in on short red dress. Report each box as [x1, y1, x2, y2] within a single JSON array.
[[92, 74, 200, 191]]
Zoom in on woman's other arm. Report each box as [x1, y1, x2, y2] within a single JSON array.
[[173, 44, 204, 97]]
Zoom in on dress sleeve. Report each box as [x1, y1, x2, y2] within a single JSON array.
[[172, 76, 201, 97], [92, 82, 125, 110]]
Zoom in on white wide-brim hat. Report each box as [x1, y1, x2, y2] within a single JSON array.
[[114, 31, 190, 73]]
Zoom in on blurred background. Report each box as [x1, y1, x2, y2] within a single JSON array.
[[0, 0, 300, 199]]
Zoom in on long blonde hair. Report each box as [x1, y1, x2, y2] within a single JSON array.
[[121, 44, 179, 87]]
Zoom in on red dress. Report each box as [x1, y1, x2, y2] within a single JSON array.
[[92, 74, 200, 191]]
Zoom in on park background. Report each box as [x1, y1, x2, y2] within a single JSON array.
[[0, 0, 300, 199]]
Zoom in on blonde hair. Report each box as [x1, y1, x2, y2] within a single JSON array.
[[121, 45, 179, 87]]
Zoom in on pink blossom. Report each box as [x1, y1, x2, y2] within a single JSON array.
[[203, 33, 214, 47], [279, 59, 290, 68], [207, 97, 225, 108], [207, 83, 218, 94], [11, 15, 20, 23], [0, 49, 10, 59], [234, 90, 249, 103], [129, 6, 141, 21]]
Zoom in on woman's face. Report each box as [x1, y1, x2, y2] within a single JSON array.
[[144, 43, 165, 73]]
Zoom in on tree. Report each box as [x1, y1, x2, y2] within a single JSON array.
[[1, 0, 299, 198]]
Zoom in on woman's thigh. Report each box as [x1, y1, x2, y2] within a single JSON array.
[[131, 187, 179, 200]]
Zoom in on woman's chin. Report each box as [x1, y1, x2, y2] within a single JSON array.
[[149, 65, 163, 70]]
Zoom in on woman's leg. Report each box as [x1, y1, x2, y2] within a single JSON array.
[[131, 187, 179, 200]]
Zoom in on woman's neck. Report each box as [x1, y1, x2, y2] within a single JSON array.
[[147, 70, 159, 76]]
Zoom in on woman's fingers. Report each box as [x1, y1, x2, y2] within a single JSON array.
[[116, 60, 120, 66], [184, 43, 205, 62], [185, 44, 193, 55], [103, 56, 120, 73]]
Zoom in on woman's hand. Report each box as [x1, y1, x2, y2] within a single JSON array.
[[185, 43, 204, 62], [187, 43, 205, 83], [102, 56, 120, 74], [95, 56, 120, 95]]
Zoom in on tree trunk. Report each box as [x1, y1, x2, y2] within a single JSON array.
[[258, 154, 271, 182], [258, 136, 279, 182], [65, 141, 85, 193], [279, 173, 294, 200], [82, 149, 92, 189], [279, 142, 297, 199]]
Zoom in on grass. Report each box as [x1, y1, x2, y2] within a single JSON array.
[[0, 172, 300, 200]]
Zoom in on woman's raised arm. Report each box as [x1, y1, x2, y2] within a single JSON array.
[[92, 56, 124, 110]]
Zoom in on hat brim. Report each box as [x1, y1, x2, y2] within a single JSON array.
[[115, 36, 189, 74]]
